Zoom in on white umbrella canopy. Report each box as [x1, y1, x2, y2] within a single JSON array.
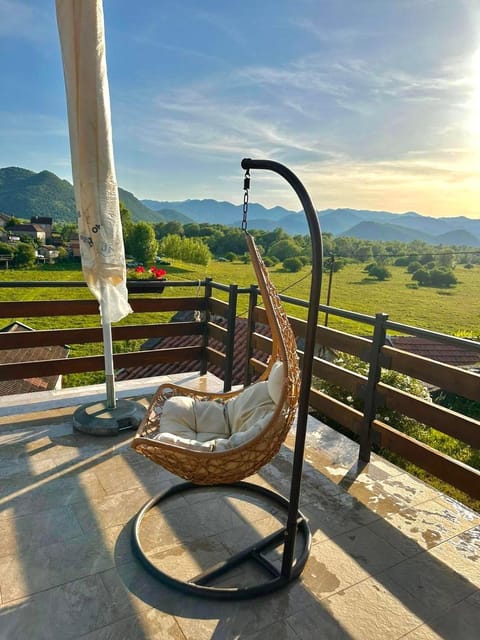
[[56, 0, 134, 416], [56, 0, 132, 325]]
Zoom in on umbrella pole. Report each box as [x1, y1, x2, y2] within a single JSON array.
[[102, 317, 116, 409], [100, 292, 116, 409]]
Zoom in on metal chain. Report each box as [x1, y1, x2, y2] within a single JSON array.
[[242, 168, 250, 231]]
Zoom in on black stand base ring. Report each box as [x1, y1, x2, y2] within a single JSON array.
[[131, 481, 311, 600]]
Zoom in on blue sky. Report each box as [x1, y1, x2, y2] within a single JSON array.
[[1, 0, 479, 217]]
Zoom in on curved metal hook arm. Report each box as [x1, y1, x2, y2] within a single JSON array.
[[241, 158, 323, 577]]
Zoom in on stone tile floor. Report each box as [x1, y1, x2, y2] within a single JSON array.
[[0, 374, 479, 639]]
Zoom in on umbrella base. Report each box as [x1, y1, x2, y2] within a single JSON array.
[[73, 399, 146, 436]]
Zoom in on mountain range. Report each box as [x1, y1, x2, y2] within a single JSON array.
[[1, 166, 479, 247]]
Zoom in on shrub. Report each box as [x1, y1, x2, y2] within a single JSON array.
[[314, 353, 431, 436], [365, 263, 392, 281], [283, 256, 303, 272]]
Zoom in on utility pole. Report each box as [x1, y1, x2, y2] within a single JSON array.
[[324, 254, 335, 326]]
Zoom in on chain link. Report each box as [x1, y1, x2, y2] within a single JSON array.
[[242, 169, 250, 231]]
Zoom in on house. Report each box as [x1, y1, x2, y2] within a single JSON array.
[[0, 321, 69, 395], [69, 233, 81, 259], [30, 216, 53, 240], [8, 223, 46, 244], [37, 244, 60, 263]]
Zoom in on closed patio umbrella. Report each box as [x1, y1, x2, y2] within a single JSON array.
[[56, 0, 143, 433]]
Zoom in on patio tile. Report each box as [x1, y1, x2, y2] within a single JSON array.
[[401, 590, 480, 640], [77, 611, 186, 640], [366, 495, 480, 557], [383, 548, 477, 620], [0, 469, 107, 521], [0, 387, 478, 640], [0, 504, 83, 558], [0, 536, 111, 604], [0, 523, 131, 603], [92, 453, 173, 495], [301, 488, 380, 545], [0, 573, 133, 640], [72, 486, 163, 535], [289, 574, 425, 640], [428, 524, 480, 587], [300, 525, 405, 600], [343, 472, 439, 517]]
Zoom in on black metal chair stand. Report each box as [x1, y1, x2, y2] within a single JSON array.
[[131, 481, 311, 599], [131, 159, 323, 600]]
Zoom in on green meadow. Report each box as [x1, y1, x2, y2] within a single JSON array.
[[1, 258, 479, 336]]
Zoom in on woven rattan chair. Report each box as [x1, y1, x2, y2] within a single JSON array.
[[131, 232, 300, 484]]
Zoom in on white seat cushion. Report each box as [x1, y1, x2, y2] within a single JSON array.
[[156, 395, 229, 440], [152, 366, 283, 451]]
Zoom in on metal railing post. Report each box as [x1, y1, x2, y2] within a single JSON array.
[[244, 284, 259, 386], [359, 312, 388, 461], [200, 277, 212, 375], [223, 284, 238, 392]]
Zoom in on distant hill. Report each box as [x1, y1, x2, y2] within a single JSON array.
[[156, 208, 194, 224], [339, 221, 434, 244], [0, 166, 187, 225], [143, 198, 295, 226], [145, 199, 480, 246], [2, 166, 480, 247], [117, 187, 162, 222], [0, 167, 76, 220]]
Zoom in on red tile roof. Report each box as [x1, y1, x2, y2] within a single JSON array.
[[389, 336, 480, 368], [0, 322, 69, 395], [116, 313, 272, 387]]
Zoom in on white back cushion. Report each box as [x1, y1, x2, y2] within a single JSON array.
[[267, 360, 285, 405]]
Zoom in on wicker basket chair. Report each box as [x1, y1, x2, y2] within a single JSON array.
[[131, 232, 300, 484]]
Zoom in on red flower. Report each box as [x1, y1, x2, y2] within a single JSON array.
[[135, 265, 145, 273], [149, 266, 167, 279]]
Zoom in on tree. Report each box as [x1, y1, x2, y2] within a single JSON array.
[[438, 252, 455, 269], [0, 241, 13, 256], [354, 245, 373, 262], [55, 222, 77, 243], [163, 221, 184, 237], [14, 242, 36, 268], [120, 202, 134, 250], [128, 222, 157, 265], [5, 216, 20, 229], [184, 223, 201, 237], [160, 235, 211, 266], [269, 238, 301, 261]]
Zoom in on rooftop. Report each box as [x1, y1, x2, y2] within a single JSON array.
[[0, 322, 69, 396], [0, 373, 478, 639]]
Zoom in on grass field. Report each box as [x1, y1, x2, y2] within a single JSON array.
[[1, 258, 479, 335]]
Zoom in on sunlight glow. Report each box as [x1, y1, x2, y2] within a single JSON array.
[[468, 48, 480, 138]]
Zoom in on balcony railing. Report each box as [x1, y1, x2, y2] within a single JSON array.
[[0, 279, 479, 500]]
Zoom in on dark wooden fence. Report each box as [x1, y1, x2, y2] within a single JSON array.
[[0, 279, 479, 498]]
